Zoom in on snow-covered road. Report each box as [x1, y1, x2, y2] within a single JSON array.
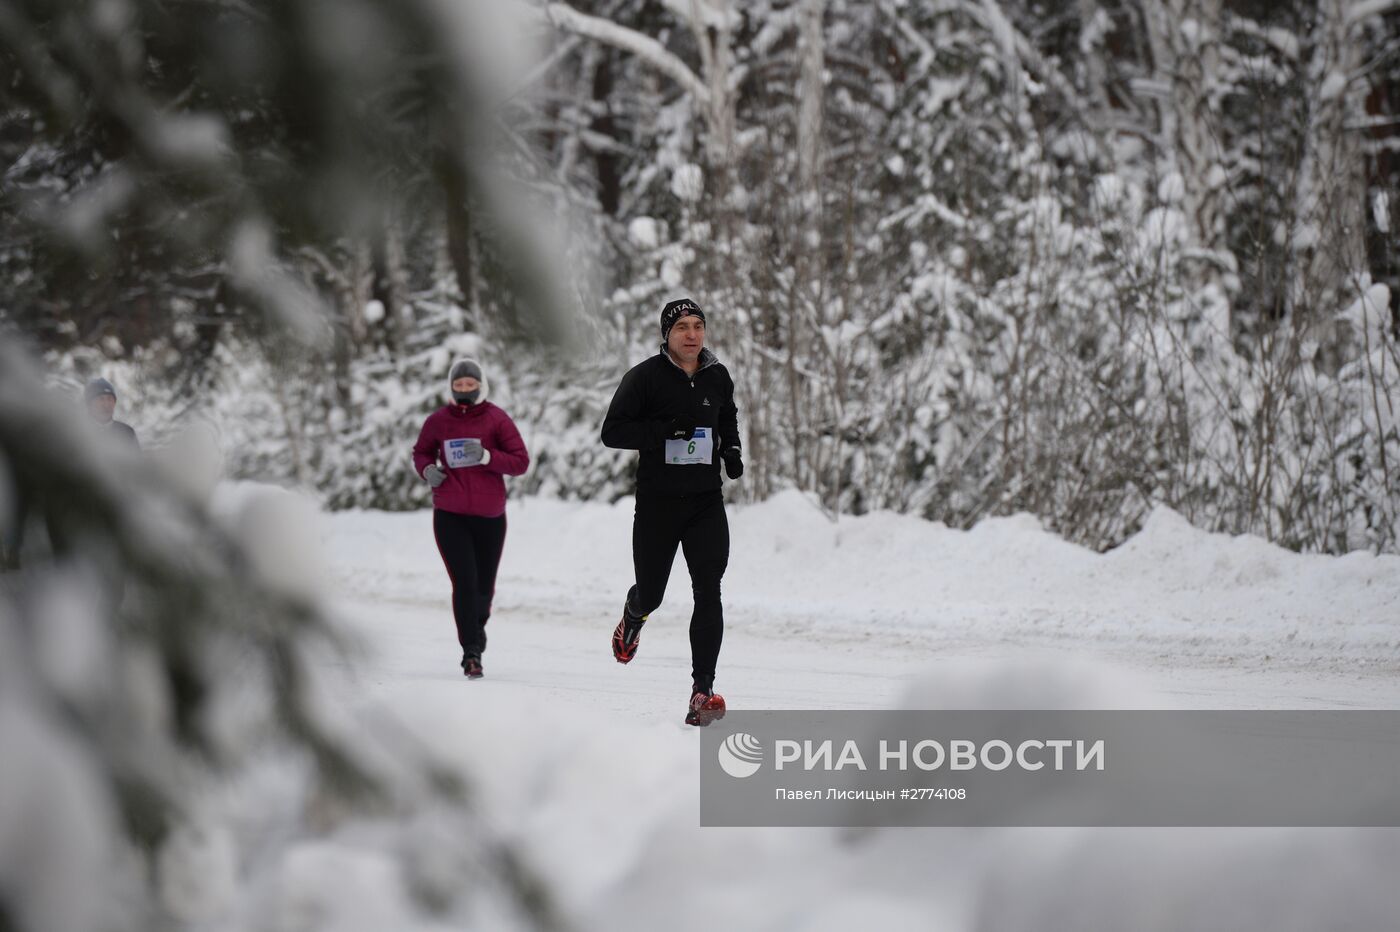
[[306, 493, 1400, 932], [328, 491, 1399, 716]]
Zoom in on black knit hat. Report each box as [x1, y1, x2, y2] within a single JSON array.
[[660, 298, 705, 343]]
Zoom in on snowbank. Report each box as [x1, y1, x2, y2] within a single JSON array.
[[327, 491, 1400, 672]]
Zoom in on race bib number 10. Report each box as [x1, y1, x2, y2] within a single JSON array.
[[444, 437, 482, 468], [665, 427, 713, 465]]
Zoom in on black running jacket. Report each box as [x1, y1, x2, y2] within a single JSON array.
[[601, 346, 741, 497]]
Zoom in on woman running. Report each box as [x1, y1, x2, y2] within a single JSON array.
[[413, 358, 530, 678]]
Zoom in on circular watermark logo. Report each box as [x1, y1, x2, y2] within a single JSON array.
[[718, 732, 763, 778]]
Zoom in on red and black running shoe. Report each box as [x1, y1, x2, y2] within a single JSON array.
[[464, 655, 483, 679], [685, 687, 726, 727], [612, 600, 647, 664]]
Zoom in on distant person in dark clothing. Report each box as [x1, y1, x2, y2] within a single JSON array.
[[43, 377, 141, 561], [85, 377, 139, 448]]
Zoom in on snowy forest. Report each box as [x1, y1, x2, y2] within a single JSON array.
[[4, 0, 1400, 554]]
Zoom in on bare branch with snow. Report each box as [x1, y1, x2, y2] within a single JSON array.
[[541, 2, 710, 104]]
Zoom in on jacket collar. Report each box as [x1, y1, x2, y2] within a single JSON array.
[[447, 400, 489, 418], [660, 344, 719, 375]]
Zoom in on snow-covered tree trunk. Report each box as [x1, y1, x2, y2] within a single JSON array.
[[797, 0, 825, 200], [794, 0, 830, 507], [375, 212, 410, 349], [441, 165, 481, 322], [296, 243, 369, 417], [1293, 0, 1370, 318], [1077, 0, 1111, 120], [349, 240, 373, 349], [674, 0, 740, 229], [1143, 0, 1233, 318]]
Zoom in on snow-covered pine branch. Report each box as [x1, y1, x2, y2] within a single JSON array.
[[957, 0, 1108, 157], [541, 2, 710, 104]]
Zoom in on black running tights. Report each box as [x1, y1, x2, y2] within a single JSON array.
[[433, 509, 507, 658], [628, 490, 729, 689]]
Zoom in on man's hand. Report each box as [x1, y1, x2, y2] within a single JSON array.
[[423, 464, 447, 487], [721, 446, 743, 479], [666, 414, 698, 441]]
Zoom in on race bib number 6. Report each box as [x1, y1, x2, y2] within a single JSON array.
[[444, 437, 482, 468], [665, 427, 713, 465]]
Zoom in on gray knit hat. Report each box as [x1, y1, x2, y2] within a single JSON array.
[[448, 358, 486, 405], [84, 377, 116, 402]]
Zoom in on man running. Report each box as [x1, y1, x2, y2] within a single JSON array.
[[601, 297, 743, 726]]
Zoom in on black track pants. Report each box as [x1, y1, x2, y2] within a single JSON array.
[[628, 490, 730, 688], [433, 509, 507, 657]]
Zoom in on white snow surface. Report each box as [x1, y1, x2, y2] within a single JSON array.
[[298, 490, 1400, 931]]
